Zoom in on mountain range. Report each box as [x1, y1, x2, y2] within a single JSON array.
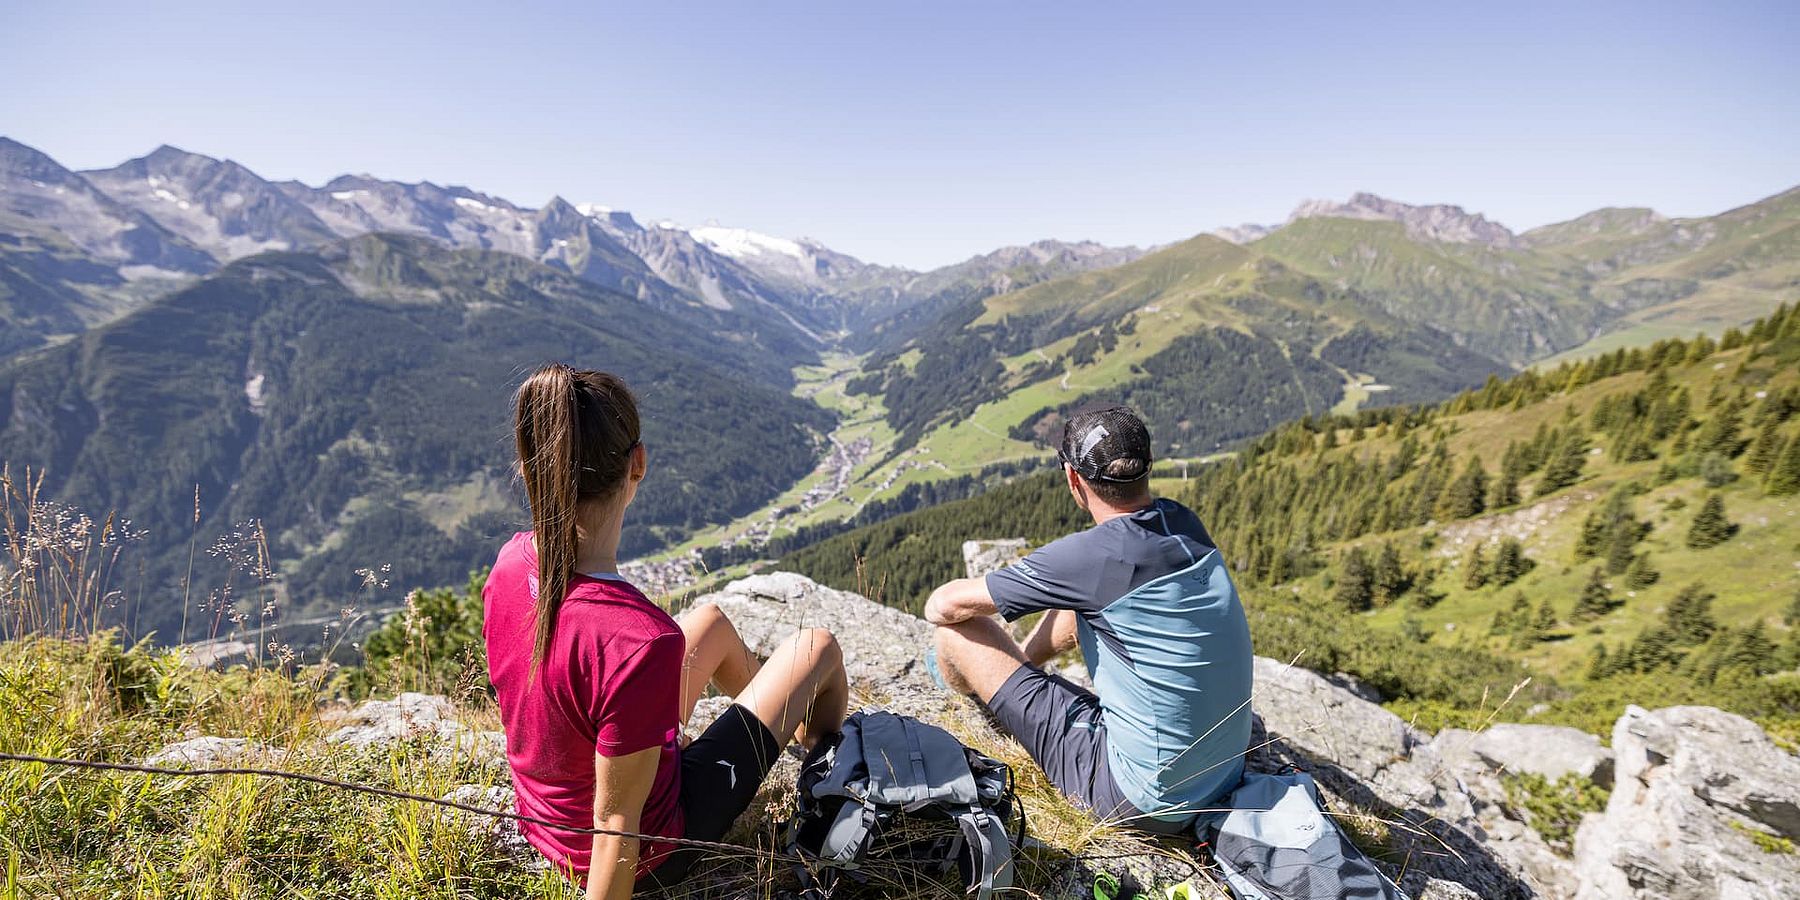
[[0, 137, 1145, 357], [1, 134, 1793, 637]]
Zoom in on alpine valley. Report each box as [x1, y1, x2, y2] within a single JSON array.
[[1, 134, 1796, 671]]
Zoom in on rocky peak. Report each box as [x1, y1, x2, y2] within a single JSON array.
[[81, 144, 337, 257], [0, 136, 78, 182], [1289, 192, 1521, 248], [1211, 222, 1276, 245]]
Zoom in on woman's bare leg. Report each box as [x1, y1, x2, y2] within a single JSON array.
[[676, 602, 760, 723], [735, 627, 849, 750]]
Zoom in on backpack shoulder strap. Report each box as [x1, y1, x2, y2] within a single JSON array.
[[954, 805, 1014, 900], [820, 796, 880, 866]]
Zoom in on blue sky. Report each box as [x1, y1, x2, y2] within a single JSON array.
[[3, 1, 1795, 269]]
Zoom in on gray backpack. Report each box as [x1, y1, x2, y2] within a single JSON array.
[[785, 711, 1022, 900], [1199, 771, 1410, 900]]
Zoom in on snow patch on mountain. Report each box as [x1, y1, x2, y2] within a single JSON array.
[[689, 225, 807, 262]]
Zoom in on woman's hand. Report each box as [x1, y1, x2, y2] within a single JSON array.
[[587, 745, 662, 900]]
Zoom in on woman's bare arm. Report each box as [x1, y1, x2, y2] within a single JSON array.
[[587, 745, 662, 900]]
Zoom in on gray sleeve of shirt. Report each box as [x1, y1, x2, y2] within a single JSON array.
[[984, 531, 1115, 621]]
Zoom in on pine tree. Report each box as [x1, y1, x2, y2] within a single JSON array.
[[1604, 524, 1640, 574], [1491, 538, 1531, 586], [1586, 644, 1611, 680], [1490, 463, 1521, 509], [1504, 592, 1532, 634], [1665, 582, 1718, 645], [1439, 457, 1488, 519], [1623, 553, 1660, 590], [1744, 422, 1784, 475], [1372, 542, 1410, 603], [1685, 493, 1736, 549], [1767, 436, 1800, 496], [1785, 589, 1800, 628], [1626, 626, 1679, 672], [1463, 542, 1490, 590], [1489, 606, 1512, 636], [1334, 547, 1375, 612], [1692, 396, 1746, 458], [1571, 567, 1617, 621], [1537, 429, 1588, 496], [1723, 622, 1777, 676], [1574, 509, 1609, 560], [1535, 599, 1558, 633]]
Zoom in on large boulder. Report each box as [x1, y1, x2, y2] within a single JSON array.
[[323, 691, 505, 762], [1572, 705, 1800, 899], [1251, 657, 1553, 899], [694, 572, 935, 688], [1454, 724, 1614, 788], [963, 538, 1031, 578]]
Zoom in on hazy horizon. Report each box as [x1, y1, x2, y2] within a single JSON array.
[[4, 1, 1795, 268]]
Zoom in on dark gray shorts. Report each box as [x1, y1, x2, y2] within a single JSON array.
[[986, 664, 1142, 825]]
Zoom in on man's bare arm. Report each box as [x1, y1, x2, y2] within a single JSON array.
[[1022, 609, 1078, 665], [924, 576, 999, 625]]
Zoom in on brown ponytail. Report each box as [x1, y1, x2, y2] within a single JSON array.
[[513, 363, 641, 674]]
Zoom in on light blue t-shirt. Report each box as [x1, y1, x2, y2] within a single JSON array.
[[985, 497, 1255, 826]]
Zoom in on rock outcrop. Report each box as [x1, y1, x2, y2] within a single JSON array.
[[962, 539, 1030, 580], [322, 690, 505, 763], [143, 735, 285, 767], [1572, 705, 1800, 899], [141, 569, 1800, 898], [1433, 724, 1614, 788], [1250, 656, 1561, 899]]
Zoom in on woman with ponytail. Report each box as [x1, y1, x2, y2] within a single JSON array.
[[484, 363, 849, 899]]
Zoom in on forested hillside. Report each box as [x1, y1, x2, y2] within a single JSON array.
[[855, 235, 1510, 456], [0, 235, 832, 639], [785, 303, 1800, 740]]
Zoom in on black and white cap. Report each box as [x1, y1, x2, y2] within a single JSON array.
[[1059, 406, 1153, 484]]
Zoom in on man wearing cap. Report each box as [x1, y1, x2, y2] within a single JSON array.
[[923, 405, 1254, 834]]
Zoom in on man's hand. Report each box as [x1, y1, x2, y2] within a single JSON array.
[[924, 577, 999, 626]]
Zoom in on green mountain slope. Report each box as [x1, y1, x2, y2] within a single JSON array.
[[1524, 187, 1800, 362], [1250, 217, 1603, 364], [0, 235, 831, 639], [783, 304, 1800, 740], [860, 234, 1511, 459]]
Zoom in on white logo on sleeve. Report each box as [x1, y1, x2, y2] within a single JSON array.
[[717, 759, 737, 789]]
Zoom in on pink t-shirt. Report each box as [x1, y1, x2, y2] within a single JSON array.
[[483, 532, 684, 880]]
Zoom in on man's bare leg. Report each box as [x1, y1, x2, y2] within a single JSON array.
[[932, 616, 1031, 704]]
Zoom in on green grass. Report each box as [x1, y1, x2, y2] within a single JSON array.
[[0, 634, 573, 899]]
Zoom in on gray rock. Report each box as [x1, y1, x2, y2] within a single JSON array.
[[963, 538, 1032, 579], [144, 736, 285, 767], [438, 784, 546, 871], [1250, 657, 1542, 899], [1430, 728, 1579, 896], [1327, 671, 1384, 704], [693, 572, 935, 688], [325, 691, 466, 748], [1572, 706, 1800, 900], [1462, 724, 1613, 788], [1417, 879, 1485, 900]]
